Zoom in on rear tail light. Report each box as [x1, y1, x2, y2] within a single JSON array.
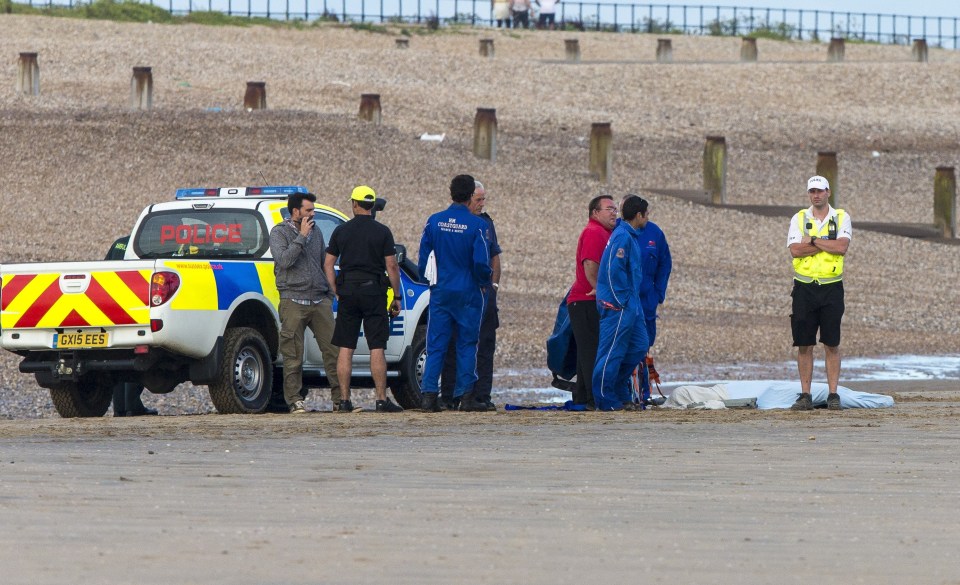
[[150, 271, 180, 306], [150, 319, 164, 332]]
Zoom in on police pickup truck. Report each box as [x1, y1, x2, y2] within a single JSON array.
[[0, 186, 429, 417]]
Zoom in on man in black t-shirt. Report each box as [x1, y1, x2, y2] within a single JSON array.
[[324, 186, 404, 413]]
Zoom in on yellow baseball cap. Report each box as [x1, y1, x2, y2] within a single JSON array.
[[351, 185, 377, 202]]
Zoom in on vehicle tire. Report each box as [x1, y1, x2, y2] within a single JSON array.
[[49, 375, 112, 418], [390, 323, 426, 409], [207, 327, 272, 414]]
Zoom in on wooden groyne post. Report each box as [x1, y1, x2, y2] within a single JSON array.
[[359, 93, 381, 125], [816, 151, 839, 207], [589, 122, 613, 183], [565, 39, 581, 63], [828, 38, 845, 62], [656, 38, 673, 63], [130, 66, 153, 110], [740, 37, 758, 62], [244, 81, 266, 110], [912, 39, 928, 63], [934, 166, 956, 238], [474, 108, 497, 161], [17, 52, 39, 95], [703, 136, 727, 205], [480, 38, 494, 59]]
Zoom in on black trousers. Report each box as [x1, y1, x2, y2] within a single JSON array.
[[567, 300, 600, 406], [441, 291, 498, 401], [112, 381, 145, 414]]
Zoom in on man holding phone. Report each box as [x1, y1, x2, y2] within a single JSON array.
[[269, 191, 342, 414]]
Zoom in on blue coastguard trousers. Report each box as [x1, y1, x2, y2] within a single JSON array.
[[592, 304, 649, 410], [421, 288, 485, 398], [639, 316, 657, 401]]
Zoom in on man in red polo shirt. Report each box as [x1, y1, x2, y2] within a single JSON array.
[[567, 195, 618, 408]]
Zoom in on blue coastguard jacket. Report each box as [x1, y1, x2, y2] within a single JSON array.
[[418, 203, 492, 290], [634, 221, 671, 317], [596, 219, 643, 312]]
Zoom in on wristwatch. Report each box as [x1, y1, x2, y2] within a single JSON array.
[[810, 236, 818, 244], [492, 283, 499, 290]]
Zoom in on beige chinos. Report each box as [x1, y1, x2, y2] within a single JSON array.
[[278, 298, 341, 406]]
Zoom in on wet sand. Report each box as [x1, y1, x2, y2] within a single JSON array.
[[2, 380, 959, 584]]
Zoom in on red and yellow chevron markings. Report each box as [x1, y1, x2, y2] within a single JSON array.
[[1, 270, 151, 329]]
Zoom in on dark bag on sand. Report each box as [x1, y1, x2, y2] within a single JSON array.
[[546, 290, 577, 390]]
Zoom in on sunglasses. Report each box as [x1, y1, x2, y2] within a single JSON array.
[[808, 188, 826, 193]]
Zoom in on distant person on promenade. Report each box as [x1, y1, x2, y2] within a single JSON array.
[[492, 0, 512, 27], [536, 0, 559, 29], [786, 176, 852, 411], [440, 180, 501, 411], [511, 0, 531, 29], [324, 185, 404, 413], [567, 195, 617, 409], [592, 195, 649, 411], [417, 174, 493, 412]]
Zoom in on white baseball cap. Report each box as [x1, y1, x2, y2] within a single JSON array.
[[807, 176, 830, 191]]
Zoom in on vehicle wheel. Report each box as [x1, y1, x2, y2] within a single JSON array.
[[49, 375, 112, 418], [390, 323, 426, 409], [207, 327, 272, 414]]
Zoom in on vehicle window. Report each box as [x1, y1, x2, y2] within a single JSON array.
[[312, 212, 342, 246], [134, 210, 269, 259]]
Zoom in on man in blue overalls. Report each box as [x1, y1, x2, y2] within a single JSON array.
[[633, 197, 672, 403], [592, 195, 650, 411], [418, 174, 493, 412]]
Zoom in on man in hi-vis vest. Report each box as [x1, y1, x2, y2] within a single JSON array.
[[786, 176, 852, 411]]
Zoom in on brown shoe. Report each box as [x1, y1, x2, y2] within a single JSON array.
[[790, 393, 814, 411]]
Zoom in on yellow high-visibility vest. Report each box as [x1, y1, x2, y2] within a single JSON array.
[[792, 209, 846, 284]]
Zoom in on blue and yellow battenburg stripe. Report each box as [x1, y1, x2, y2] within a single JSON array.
[[160, 257, 419, 338], [162, 260, 277, 311]]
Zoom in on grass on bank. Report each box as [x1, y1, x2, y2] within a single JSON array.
[[1, 0, 308, 27]]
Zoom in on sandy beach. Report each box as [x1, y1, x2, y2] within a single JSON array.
[[2, 379, 959, 584]]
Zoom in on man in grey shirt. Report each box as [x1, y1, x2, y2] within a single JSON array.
[[269, 191, 343, 413]]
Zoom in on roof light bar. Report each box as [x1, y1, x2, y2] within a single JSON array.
[[175, 186, 309, 199]]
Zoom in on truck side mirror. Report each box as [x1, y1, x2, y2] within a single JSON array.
[[371, 197, 387, 221]]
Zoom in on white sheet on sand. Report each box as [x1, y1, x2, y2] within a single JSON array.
[[663, 380, 895, 410]]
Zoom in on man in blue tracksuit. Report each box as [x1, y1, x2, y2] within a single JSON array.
[[418, 174, 493, 412], [634, 198, 672, 402], [592, 195, 650, 411]]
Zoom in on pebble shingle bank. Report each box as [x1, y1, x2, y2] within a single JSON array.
[[2, 16, 959, 417]]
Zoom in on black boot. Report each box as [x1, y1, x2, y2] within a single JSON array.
[[458, 391, 488, 412], [125, 383, 158, 416], [112, 382, 126, 417], [438, 396, 459, 410], [421, 392, 441, 412]]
